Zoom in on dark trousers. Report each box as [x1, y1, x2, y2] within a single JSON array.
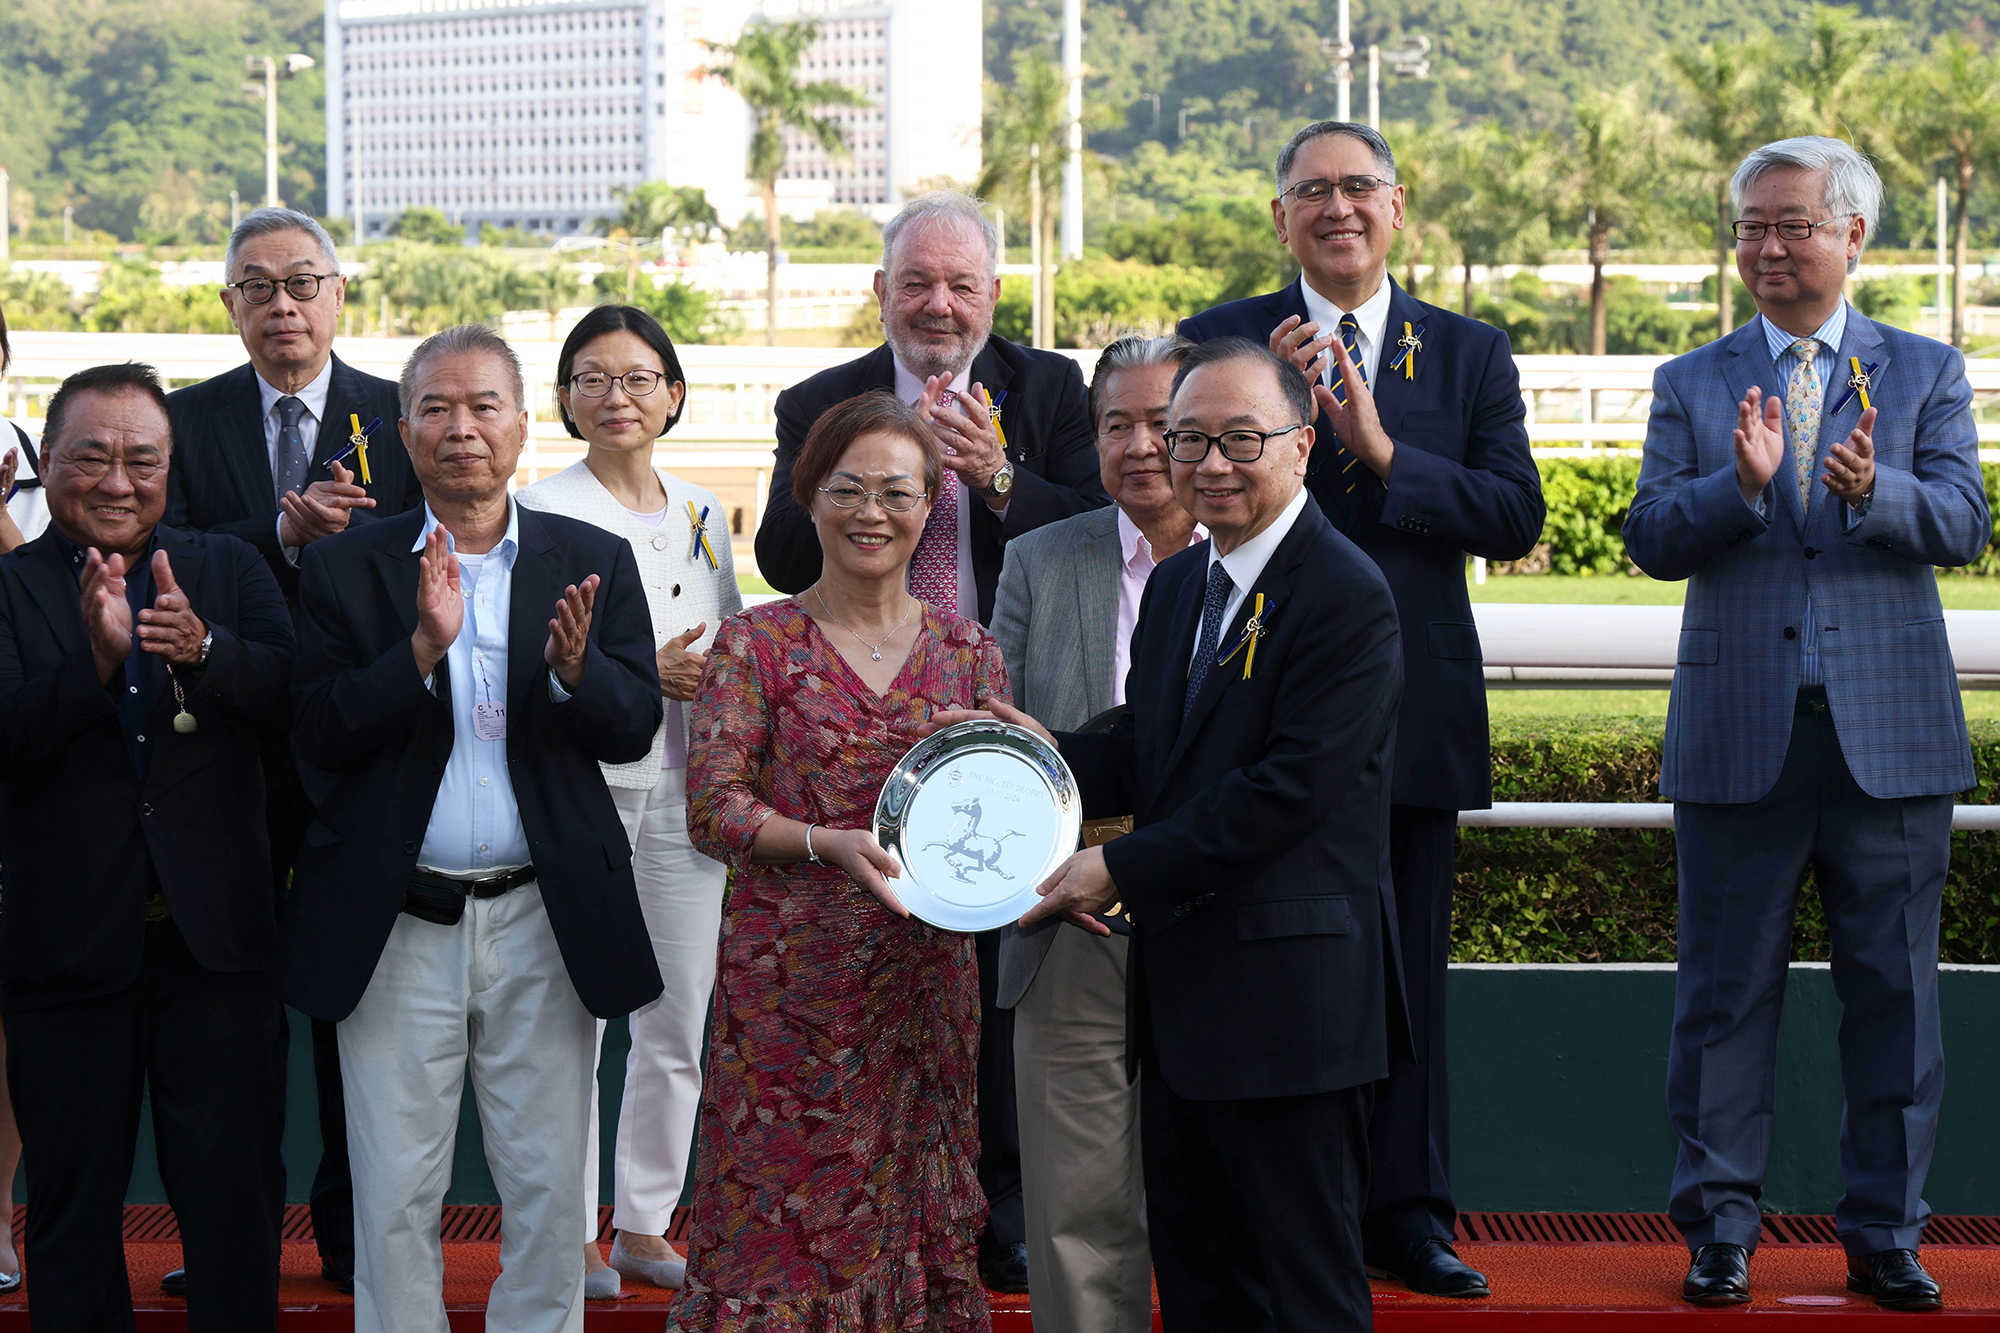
[[1142, 1060, 1374, 1332], [1669, 697, 1950, 1260], [1362, 805, 1457, 1258], [974, 926, 1024, 1253], [6, 920, 282, 1332]]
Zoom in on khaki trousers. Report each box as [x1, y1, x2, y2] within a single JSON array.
[[1013, 926, 1153, 1333]]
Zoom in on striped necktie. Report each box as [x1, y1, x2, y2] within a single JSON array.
[[1326, 314, 1368, 494]]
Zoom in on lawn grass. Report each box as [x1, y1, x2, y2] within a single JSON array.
[[1471, 572, 2000, 610]]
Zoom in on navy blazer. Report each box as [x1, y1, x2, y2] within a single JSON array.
[[1060, 496, 1407, 1101], [754, 338, 1109, 623], [1180, 278, 1544, 810], [0, 525, 294, 1008], [279, 506, 665, 1022], [164, 356, 423, 600], [1623, 313, 1989, 803]]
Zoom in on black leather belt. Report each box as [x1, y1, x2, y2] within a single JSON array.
[[403, 865, 535, 926]]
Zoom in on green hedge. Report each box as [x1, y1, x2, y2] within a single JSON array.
[[1455, 718, 2000, 963], [1525, 459, 2000, 578]]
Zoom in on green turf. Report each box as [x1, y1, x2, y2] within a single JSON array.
[[1471, 572, 2000, 610], [1488, 688, 2000, 720], [736, 574, 779, 595]]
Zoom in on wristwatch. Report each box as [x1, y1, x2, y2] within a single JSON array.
[[981, 462, 1015, 501], [195, 628, 213, 669]]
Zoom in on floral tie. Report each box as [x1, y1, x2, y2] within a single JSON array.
[[1786, 338, 1821, 508]]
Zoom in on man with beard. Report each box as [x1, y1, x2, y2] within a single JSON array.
[[753, 190, 1108, 1292]]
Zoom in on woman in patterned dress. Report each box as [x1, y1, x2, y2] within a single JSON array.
[[671, 391, 1005, 1332]]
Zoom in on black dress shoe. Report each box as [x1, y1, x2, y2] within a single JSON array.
[[160, 1267, 187, 1298], [1377, 1237, 1490, 1298], [1682, 1243, 1751, 1305], [1848, 1249, 1943, 1311], [321, 1262, 355, 1296], [979, 1240, 1029, 1294]]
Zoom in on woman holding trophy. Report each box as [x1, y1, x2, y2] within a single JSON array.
[[672, 391, 1007, 1332]]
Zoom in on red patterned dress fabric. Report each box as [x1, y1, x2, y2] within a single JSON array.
[[905, 469, 960, 614], [671, 597, 1009, 1333]]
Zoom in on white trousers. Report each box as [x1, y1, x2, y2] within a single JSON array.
[[1015, 926, 1153, 1333], [584, 765, 726, 1239], [340, 883, 595, 1333]]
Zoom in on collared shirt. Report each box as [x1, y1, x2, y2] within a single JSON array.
[[258, 357, 334, 562], [893, 354, 1008, 619], [1299, 273, 1393, 391], [1192, 487, 1309, 669], [413, 501, 534, 872], [51, 527, 158, 777], [1753, 302, 1855, 690], [1115, 507, 1204, 707]]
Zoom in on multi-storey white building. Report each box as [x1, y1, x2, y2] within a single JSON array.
[[323, 0, 981, 239]]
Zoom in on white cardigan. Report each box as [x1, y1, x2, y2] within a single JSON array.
[[517, 459, 742, 789]]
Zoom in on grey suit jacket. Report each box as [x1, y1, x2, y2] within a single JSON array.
[[991, 504, 1126, 1008]]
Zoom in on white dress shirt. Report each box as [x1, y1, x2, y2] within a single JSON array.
[[893, 354, 1008, 618], [1299, 274, 1393, 391], [256, 357, 334, 560], [1192, 487, 1310, 669], [413, 501, 541, 873], [1115, 508, 1204, 706]]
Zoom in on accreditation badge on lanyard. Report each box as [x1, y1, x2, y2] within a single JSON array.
[[465, 562, 507, 740]]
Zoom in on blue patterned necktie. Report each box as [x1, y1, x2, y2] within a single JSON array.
[[1326, 313, 1368, 494], [1182, 561, 1235, 723], [274, 395, 309, 503], [1785, 338, 1822, 508]]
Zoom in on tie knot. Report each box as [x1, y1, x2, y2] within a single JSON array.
[[1790, 338, 1819, 363], [277, 395, 306, 427], [1338, 314, 1361, 335], [1205, 560, 1233, 599]]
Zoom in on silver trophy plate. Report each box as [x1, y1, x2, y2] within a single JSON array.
[[875, 720, 1083, 933]]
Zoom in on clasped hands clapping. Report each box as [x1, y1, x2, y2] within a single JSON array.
[[410, 524, 599, 685], [1733, 387, 1876, 507], [81, 547, 209, 685]]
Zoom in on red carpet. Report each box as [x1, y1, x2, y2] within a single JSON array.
[[2, 1209, 1999, 1327]]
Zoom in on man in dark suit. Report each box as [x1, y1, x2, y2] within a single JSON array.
[[1178, 121, 1545, 1299], [164, 207, 419, 1291], [934, 337, 1406, 1330], [754, 191, 1108, 1288], [0, 362, 294, 1329], [281, 325, 663, 1332]]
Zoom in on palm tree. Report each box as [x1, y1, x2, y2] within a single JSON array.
[[1556, 88, 1687, 355], [1385, 122, 1456, 302], [978, 50, 1071, 350], [1425, 123, 1552, 318], [1882, 37, 2000, 348], [1777, 7, 1894, 140], [1668, 41, 1777, 337], [705, 20, 869, 344], [598, 182, 724, 300]]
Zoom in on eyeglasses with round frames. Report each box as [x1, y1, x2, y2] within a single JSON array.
[[1165, 424, 1304, 464], [1730, 216, 1851, 243], [1279, 175, 1394, 206], [817, 482, 927, 513], [568, 370, 667, 398], [226, 272, 338, 304]]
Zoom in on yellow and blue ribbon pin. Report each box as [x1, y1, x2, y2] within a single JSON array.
[[1389, 322, 1425, 379], [1217, 593, 1270, 680], [1832, 357, 1877, 414], [687, 501, 719, 571], [328, 415, 379, 484]]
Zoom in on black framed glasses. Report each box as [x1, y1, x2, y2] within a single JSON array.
[[227, 272, 337, 304], [1279, 175, 1393, 206], [1165, 424, 1303, 464], [569, 370, 667, 398], [817, 481, 927, 512], [1730, 216, 1850, 243]]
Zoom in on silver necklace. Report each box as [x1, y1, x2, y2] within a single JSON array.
[[813, 586, 913, 662]]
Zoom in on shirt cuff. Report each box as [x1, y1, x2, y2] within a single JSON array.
[[275, 514, 302, 566], [548, 670, 573, 703]]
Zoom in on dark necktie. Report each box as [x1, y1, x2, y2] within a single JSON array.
[[274, 395, 308, 503], [1182, 561, 1235, 724], [1326, 313, 1368, 495]]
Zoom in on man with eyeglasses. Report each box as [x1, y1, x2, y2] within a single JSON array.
[[1624, 136, 1988, 1313], [1178, 120, 1544, 1301], [161, 208, 422, 1296]]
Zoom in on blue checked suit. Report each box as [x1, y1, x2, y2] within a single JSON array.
[[1624, 311, 1988, 803], [1624, 308, 1989, 1261]]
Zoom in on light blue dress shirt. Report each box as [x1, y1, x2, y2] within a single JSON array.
[[1754, 302, 1861, 690], [413, 501, 569, 873]]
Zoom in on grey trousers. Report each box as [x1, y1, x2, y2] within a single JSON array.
[[1669, 698, 1951, 1259], [1014, 926, 1153, 1333]]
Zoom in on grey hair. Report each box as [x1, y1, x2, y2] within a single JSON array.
[[399, 325, 525, 420], [880, 191, 1001, 279], [225, 207, 340, 282], [1730, 136, 1880, 275], [1275, 121, 1396, 193], [1089, 334, 1196, 428]]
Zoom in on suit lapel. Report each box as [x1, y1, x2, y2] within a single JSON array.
[[370, 512, 427, 640], [507, 505, 561, 713], [1075, 508, 1123, 705], [216, 365, 276, 515], [15, 532, 87, 651], [1815, 313, 1887, 522], [970, 341, 1020, 460], [1372, 281, 1426, 441], [1722, 320, 1803, 535], [144, 526, 205, 709], [316, 355, 359, 476]]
